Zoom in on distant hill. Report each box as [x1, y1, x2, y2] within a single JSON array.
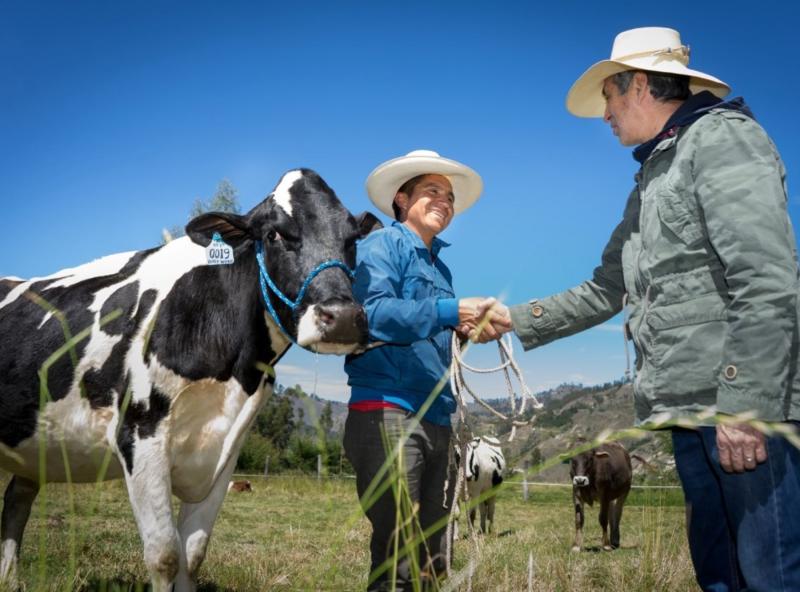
[[307, 379, 678, 485], [462, 381, 678, 484]]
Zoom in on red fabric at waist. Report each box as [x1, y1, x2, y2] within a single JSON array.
[[349, 401, 402, 412]]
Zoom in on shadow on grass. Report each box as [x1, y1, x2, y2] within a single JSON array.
[[82, 580, 233, 592]]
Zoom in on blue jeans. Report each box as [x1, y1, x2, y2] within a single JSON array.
[[672, 426, 800, 592]]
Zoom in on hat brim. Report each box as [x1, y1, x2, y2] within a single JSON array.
[[365, 154, 483, 218], [566, 58, 731, 118]]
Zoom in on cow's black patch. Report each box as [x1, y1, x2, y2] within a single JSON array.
[[0, 250, 157, 448], [83, 288, 157, 409], [491, 470, 503, 487], [146, 249, 278, 395], [117, 384, 171, 473], [100, 281, 141, 336]]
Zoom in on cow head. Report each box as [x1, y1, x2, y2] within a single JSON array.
[[186, 169, 382, 354], [570, 448, 610, 488]]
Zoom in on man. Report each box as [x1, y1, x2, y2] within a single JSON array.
[[485, 27, 800, 591], [343, 150, 492, 591]]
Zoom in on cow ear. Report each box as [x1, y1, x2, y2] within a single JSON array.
[[355, 212, 383, 237], [186, 212, 253, 247], [594, 450, 610, 458]]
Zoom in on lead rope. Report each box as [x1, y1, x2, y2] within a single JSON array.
[[444, 333, 543, 576]]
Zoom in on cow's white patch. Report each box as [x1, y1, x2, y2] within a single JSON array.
[[168, 376, 269, 502], [265, 312, 291, 356], [271, 170, 303, 217], [0, 391, 123, 483], [0, 252, 136, 311], [296, 305, 323, 348], [37, 311, 53, 329]]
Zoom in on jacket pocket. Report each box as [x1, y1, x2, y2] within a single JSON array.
[[656, 186, 704, 246], [644, 294, 727, 398]]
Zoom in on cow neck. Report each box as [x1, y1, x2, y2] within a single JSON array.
[[253, 240, 355, 343]]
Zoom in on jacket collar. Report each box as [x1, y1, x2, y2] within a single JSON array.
[[393, 221, 450, 256], [633, 91, 754, 164]]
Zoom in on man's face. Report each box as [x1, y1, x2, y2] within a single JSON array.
[[602, 77, 648, 146], [395, 174, 455, 242]]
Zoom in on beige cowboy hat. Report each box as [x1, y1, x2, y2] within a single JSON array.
[[365, 149, 483, 218], [566, 27, 731, 118]]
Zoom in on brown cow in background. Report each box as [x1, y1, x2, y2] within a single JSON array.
[[227, 480, 253, 493], [569, 441, 632, 552]]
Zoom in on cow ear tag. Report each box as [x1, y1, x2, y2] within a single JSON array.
[[206, 232, 235, 266]]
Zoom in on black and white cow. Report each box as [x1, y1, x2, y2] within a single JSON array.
[[458, 436, 506, 534], [0, 169, 380, 591]]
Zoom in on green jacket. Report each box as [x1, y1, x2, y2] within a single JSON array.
[[510, 99, 800, 425]]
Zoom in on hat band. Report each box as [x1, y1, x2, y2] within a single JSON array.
[[613, 44, 690, 66]]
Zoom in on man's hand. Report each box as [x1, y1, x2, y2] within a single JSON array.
[[716, 422, 768, 473], [456, 297, 512, 343]]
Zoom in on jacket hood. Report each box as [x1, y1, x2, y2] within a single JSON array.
[[634, 91, 754, 163]]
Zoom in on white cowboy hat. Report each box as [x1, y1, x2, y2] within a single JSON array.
[[566, 27, 730, 118], [365, 149, 483, 218]]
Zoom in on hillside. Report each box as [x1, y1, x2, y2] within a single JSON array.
[[462, 382, 678, 484], [301, 380, 679, 485]]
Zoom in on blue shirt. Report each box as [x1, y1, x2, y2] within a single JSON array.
[[344, 222, 460, 425]]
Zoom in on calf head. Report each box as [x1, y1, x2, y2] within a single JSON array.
[[187, 169, 381, 354], [570, 449, 609, 488]]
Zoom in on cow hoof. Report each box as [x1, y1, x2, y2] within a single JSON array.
[[603, 545, 614, 551], [570, 545, 581, 553]]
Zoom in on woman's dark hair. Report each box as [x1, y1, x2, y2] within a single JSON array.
[[392, 174, 427, 221]]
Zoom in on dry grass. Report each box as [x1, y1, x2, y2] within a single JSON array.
[[0, 472, 698, 591]]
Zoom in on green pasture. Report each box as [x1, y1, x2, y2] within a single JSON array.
[[0, 472, 697, 591]]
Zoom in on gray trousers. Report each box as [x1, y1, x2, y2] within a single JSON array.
[[343, 408, 455, 592]]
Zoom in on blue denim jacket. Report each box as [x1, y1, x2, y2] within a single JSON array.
[[344, 222, 460, 426]]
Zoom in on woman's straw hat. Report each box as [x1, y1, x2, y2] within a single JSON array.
[[365, 150, 483, 217]]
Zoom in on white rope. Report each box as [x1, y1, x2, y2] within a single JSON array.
[[445, 333, 543, 576], [450, 333, 543, 435]]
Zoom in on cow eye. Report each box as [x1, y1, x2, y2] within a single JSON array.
[[267, 230, 278, 242]]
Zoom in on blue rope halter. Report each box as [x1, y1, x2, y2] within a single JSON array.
[[254, 240, 355, 342]]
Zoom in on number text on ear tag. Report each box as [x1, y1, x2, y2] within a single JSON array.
[[206, 232, 235, 265]]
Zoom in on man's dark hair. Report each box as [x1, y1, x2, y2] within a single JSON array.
[[392, 174, 427, 221], [610, 70, 691, 102]]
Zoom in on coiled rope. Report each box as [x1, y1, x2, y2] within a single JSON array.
[[444, 332, 543, 575]]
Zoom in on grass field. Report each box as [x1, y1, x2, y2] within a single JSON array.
[[0, 472, 698, 591]]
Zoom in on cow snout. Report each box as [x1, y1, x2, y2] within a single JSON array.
[[316, 301, 367, 342], [296, 300, 369, 353], [573, 475, 590, 487]]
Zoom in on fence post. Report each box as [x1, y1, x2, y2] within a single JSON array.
[[264, 456, 269, 479], [317, 454, 322, 480], [523, 459, 529, 502]]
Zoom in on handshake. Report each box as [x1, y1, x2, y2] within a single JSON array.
[[456, 297, 513, 343]]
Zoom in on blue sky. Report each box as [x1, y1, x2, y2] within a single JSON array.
[[3, 1, 798, 401]]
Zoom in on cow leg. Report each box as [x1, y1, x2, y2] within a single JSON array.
[[599, 498, 612, 550], [486, 495, 496, 534], [173, 454, 239, 591], [571, 490, 584, 552], [609, 489, 629, 550], [478, 499, 488, 534], [0, 476, 39, 586], [122, 444, 180, 591]]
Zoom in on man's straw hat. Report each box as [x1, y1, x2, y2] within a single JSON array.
[[365, 150, 483, 218], [566, 27, 730, 118]]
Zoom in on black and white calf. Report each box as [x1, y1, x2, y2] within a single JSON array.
[[0, 169, 380, 591], [458, 436, 506, 534]]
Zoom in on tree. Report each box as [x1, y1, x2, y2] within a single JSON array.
[[319, 401, 333, 436], [163, 178, 241, 242], [190, 178, 241, 218]]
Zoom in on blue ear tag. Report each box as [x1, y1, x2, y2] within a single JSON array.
[[206, 232, 235, 265]]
